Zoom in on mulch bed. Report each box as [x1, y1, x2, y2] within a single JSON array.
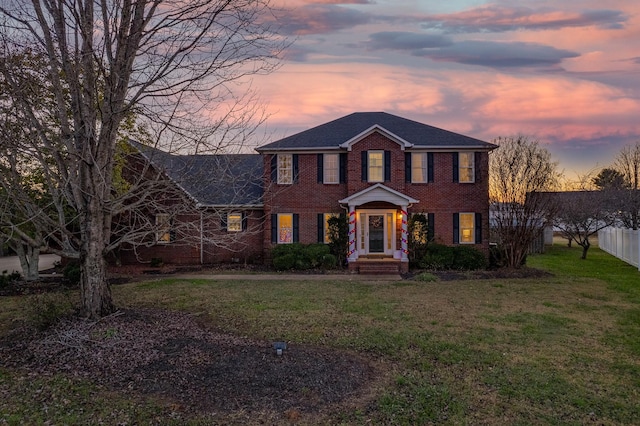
[[0, 308, 378, 420]]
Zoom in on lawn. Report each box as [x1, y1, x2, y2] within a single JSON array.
[[1, 244, 639, 424]]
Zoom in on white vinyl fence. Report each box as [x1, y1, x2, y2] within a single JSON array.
[[598, 227, 640, 270]]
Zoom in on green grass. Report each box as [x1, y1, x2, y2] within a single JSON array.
[[1, 244, 639, 424]]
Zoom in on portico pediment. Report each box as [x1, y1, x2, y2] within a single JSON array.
[[339, 125, 414, 151], [339, 183, 419, 207]]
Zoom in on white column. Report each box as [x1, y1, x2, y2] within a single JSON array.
[[400, 206, 409, 262], [348, 206, 358, 263]]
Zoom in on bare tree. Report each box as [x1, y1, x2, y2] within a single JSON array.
[[0, 0, 284, 318], [613, 142, 640, 230], [489, 135, 561, 268]]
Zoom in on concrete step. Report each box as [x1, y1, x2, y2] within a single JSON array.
[[357, 261, 400, 275]]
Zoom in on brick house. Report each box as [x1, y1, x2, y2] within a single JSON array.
[[123, 112, 496, 273]]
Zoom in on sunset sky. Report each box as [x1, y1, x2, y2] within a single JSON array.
[[250, 0, 640, 177]]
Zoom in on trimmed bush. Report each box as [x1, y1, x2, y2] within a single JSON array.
[[63, 261, 81, 286], [0, 271, 21, 289], [271, 243, 337, 271], [420, 244, 486, 271]]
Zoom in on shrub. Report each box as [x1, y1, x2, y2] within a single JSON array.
[[420, 244, 487, 271], [415, 272, 439, 282], [272, 253, 297, 271], [63, 261, 81, 286], [26, 293, 75, 330], [0, 271, 22, 289], [327, 215, 349, 267], [271, 243, 337, 271]]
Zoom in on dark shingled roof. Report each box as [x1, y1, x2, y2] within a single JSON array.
[[131, 142, 263, 207], [257, 112, 495, 151]]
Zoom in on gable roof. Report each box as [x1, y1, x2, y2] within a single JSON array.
[[339, 183, 419, 207], [130, 141, 263, 207], [257, 112, 495, 152]]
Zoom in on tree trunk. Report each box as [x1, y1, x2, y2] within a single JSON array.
[[14, 243, 40, 281], [580, 240, 591, 260], [80, 199, 116, 319]]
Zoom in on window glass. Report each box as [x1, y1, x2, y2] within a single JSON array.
[[324, 153, 339, 184], [459, 212, 475, 243], [156, 213, 170, 244], [278, 213, 293, 244], [412, 153, 428, 183], [459, 152, 475, 183], [278, 154, 292, 184], [368, 151, 383, 182], [227, 213, 242, 232]]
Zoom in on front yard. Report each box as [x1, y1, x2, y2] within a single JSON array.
[[1, 244, 639, 424]]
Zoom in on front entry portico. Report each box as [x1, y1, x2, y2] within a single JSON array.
[[339, 184, 419, 271]]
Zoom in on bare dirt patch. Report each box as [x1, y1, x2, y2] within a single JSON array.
[[0, 308, 378, 421]]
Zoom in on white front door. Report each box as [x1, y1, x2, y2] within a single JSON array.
[[359, 210, 395, 256]]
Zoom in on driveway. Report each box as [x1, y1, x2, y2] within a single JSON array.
[[0, 254, 60, 275]]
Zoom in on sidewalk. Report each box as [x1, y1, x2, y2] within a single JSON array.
[[0, 254, 60, 275]]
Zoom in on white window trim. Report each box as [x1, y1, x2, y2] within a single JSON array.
[[459, 212, 475, 244], [277, 154, 293, 185], [412, 152, 428, 183], [278, 213, 294, 244], [459, 152, 475, 183], [323, 153, 339, 184], [227, 212, 242, 232], [368, 150, 384, 183]]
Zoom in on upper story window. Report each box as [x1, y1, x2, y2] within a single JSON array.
[[458, 152, 475, 183], [411, 153, 428, 183], [368, 151, 384, 182], [278, 154, 292, 184], [324, 153, 339, 184]]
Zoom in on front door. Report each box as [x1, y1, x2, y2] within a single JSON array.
[[359, 210, 395, 256], [368, 215, 385, 253]]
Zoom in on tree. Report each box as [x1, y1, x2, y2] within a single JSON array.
[[489, 135, 561, 268], [592, 168, 627, 190], [0, 0, 284, 318], [613, 142, 640, 229]]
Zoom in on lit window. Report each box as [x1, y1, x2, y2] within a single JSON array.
[[323, 213, 338, 243], [227, 213, 242, 232], [324, 154, 339, 184], [156, 214, 171, 244], [459, 152, 475, 183], [278, 154, 292, 184], [368, 151, 383, 182], [278, 213, 293, 244], [459, 213, 475, 244], [412, 153, 428, 183]]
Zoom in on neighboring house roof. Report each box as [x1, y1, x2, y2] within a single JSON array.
[[130, 141, 263, 207], [257, 112, 496, 152]]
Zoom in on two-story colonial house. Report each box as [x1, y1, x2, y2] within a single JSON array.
[[122, 112, 496, 273]]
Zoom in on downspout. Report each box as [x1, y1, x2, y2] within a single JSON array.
[[200, 209, 204, 265]]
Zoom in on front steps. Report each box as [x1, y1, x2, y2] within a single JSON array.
[[352, 258, 406, 275]]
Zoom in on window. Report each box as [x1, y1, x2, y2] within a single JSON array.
[[411, 153, 428, 183], [368, 151, 384, 182], [278, 213, 293, 244], [277, 154, 292, 184], [324, 154, 339, 184], [459, 213, 475, 244], [227, 213, 242, 232], [156, 213, 171, 244], [458, 152, 475, 183], [319, 213, 338, 243]]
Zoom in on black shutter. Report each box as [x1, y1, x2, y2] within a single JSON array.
[[475, 152, 481, 183], [271, 214, 277, 243], [384, 150, 391, 182], [317, 154, 323, 183], [475, 212, 482, 244], [453, 213, 459, 244], [361, 151, 368, 181], [270, 155, 277, 182], [428, 213, 435, 242], [221, 213, 228, 231], [405, 152, 412, 182], [293, 214, 299, 243], [427, 153, 434, 183], [293, 154, 299, 183], [453, 153, 459, 183], [317, 213, 324, 243], [242, 212, 248, 231], [339, 153, 347, 183]]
